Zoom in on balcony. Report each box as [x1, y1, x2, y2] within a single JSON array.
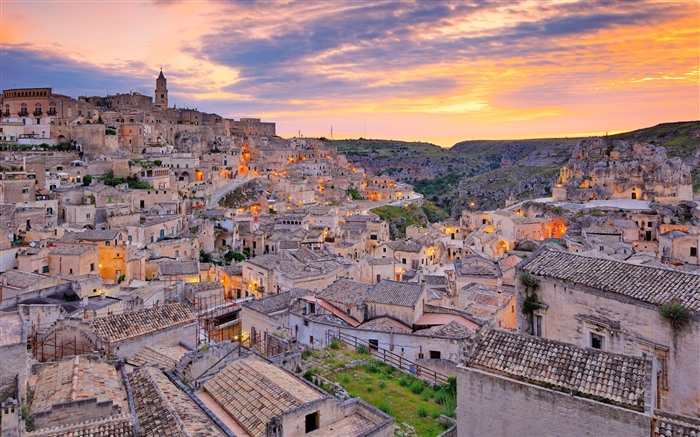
[[1, 111, 9, 117], [18, 111, 29, 117], [33, 109, 43, 116]]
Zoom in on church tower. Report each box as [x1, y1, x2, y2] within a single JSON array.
[[154, 69, 168, 109]]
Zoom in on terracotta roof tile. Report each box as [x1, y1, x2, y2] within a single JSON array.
[[91, 303, 194, 344], [469, 330, 648, 408], [522, 250, 700, 312]]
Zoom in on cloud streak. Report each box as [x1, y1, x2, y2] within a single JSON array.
[[1, 0, 698, 145]]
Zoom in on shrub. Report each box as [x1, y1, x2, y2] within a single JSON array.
[[329, 338, 342, 350], [303, 370, 314, 382], [522, 293, 541, 314], [434, 390, 450, 405], [399, 375, 414, 387], [356, 345, 369, 355], [365, 360, 382, 374], [660, 301, 690, 330], [379, 381, 387, 389], [301, 349, 313, 359], [518, 272, 538, 289], [82, 174, 93, 186], [338, 375, 350, 385], [409, 380, 426, 394], [378, 401, 393, 415], [117, 274, 126, 284], [366, 386, 374, 393], [446, 376, 457, 397], [442, 397, 457, 417], [417, 406, 428, 418]]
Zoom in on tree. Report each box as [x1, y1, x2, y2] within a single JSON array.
[[82, 174, 93, 186]]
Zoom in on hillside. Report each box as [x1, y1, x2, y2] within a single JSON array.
[[329, 121, 700, 214]]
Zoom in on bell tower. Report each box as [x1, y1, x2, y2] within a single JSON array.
[[154, 69, 168, 109]]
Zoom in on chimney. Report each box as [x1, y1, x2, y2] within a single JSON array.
[[1, 398, 19, 431]]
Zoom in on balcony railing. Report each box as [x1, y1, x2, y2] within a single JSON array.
[[33, 109, 42, 116]]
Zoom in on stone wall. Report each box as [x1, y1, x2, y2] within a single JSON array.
[[110, 322, 195, 358], [456, 366, 650, 437], [33, 398, 120, 430], [515, 275, 700, 416]]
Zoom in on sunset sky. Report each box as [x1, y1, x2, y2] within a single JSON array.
[[1, 0, 698, 146]]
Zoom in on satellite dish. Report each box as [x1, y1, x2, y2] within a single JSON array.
[[7, 233, 13, 239], [29, 242, 36, 247]]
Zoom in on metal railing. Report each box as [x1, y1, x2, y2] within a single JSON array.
[[327, 330, 450, 385]]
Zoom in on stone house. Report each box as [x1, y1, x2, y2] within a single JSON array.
[[363, 280, 426, 327], [457, 329, 654, 437], [516, 250, 700, 416], [198, 356, 394, 437], [28, 356, 128, 430], [658, 230, 699, 266], [55, 229, 130, 284]]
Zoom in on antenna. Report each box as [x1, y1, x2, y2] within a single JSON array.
[[330, 125, 333, 140]]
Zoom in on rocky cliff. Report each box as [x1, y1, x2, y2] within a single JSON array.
[[559, 137, 692, 201]]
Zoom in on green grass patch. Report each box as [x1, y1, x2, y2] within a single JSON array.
[[370, 203, 427, 238], [328, 368, 448, 437]]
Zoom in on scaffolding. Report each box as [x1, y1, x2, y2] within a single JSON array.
[[30, 323, 96, 362], [194, 293, 247, 346]]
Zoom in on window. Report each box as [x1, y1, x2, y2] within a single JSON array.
[[368, 339, 379, 352], [691, 247, 697, 257], [304, 412, 319, 433], [42, 265, 49, 273], [402, 258, 406, 264], [105, 241, 110, 246], [382, 247, 386, 253], [175, 250, 179, 257], [86, 213, 91, 219], [590, 333, 605, 350], [533, 315, 543, 337], [22, 188, 29, 194], [429, 350, 441, 359], [90, 263, 95, 272], [647, 221, 653, 228], [69, 268, 73, 274]]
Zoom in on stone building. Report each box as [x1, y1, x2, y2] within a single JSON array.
[[516, 250, 700, 416], [198, 356, 394, 436], [457, 329, 654, 437]]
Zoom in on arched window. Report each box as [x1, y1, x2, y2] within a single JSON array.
[[160, 229, 166, 238]]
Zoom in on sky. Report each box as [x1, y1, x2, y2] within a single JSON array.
[[1, 0, 698, 147]]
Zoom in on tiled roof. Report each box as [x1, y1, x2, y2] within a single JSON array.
[[129, 366, 225, 437], [521, 250, 700, 312], [243, 288, 312, 315], [49, 245, 97, 256], [31, 356, 126, 414], [456, 257, 501, 277], [584, 226, 622, 235], [60, 229, 120, 242], [359, 317, 412, 333], [416, 320, 473, 338], [1, 270, 58, 289], [127, 345, 188, 371], [364, 280, 424, 307], [387, 240, 423, 253], [91, 303, 194, 344], [424, 274, 448, 285], [25, 414, 134, 437], [319, 278, 372, 307], [469, 330, 648, 407], [653, 411, 700, 437], [159, 260, 199, 276], [203, 357, 326, 436]]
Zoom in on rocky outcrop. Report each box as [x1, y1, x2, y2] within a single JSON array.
[[557, 138, 693, 202]]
